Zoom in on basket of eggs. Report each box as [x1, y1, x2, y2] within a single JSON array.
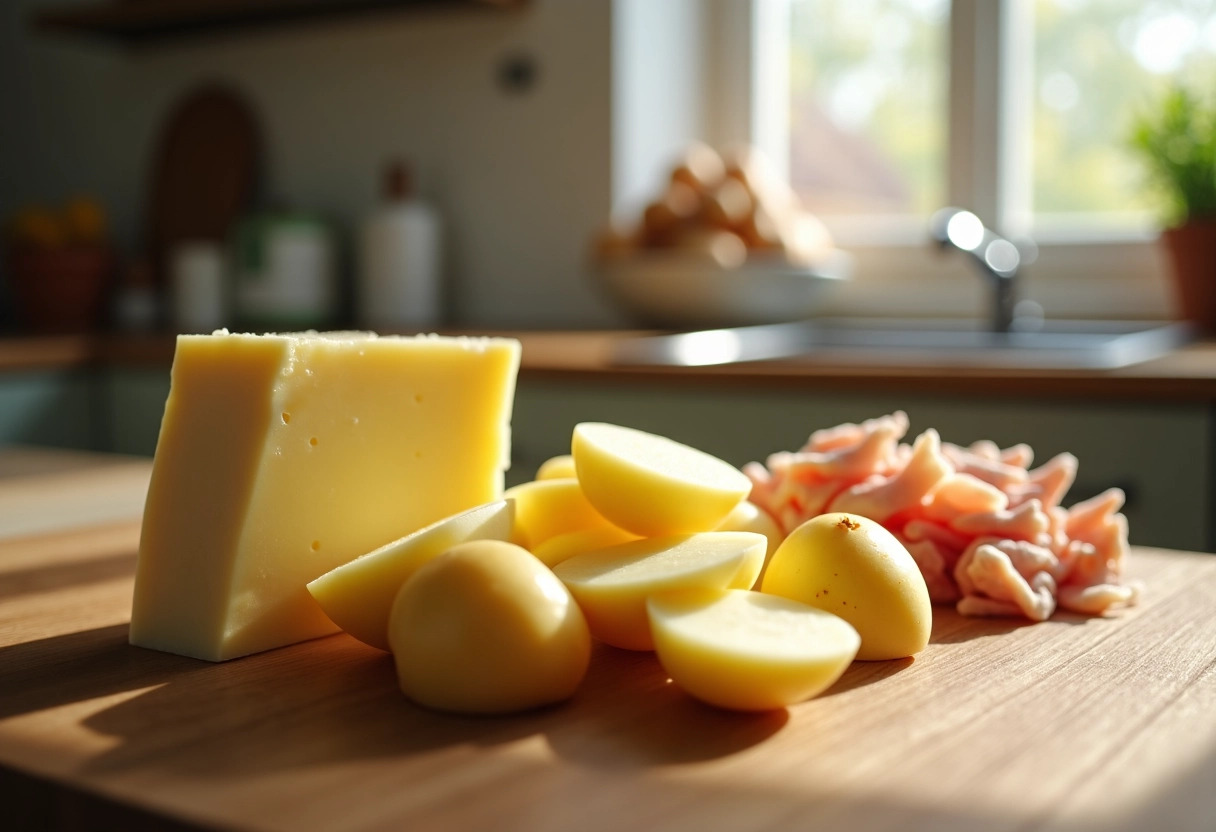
[[4, 197, 115, 333], [592, 143, 850, 329]]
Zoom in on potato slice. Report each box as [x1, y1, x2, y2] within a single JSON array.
[[716, 500, 784, 588], [571, 422, 751, 537], [761, 512, 932, 661], [535, 454, 577, 480], [502, 477, 616, 549], [389, 540, 590, 715], [307, 500, 512, 651], [647, 588, 860, 711], [553, 532, 766, 651], [531, 525, 639, 568]]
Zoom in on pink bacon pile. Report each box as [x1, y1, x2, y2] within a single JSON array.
[[744, 412, 1139, 621]]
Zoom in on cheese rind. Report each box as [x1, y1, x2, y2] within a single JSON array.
[[130, 331, 520, 662]]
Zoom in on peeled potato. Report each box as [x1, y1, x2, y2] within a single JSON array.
[[571, 422, 751, 537], [307, 500, 513, 651], [716, 500, 784, 588], [553, 532, 766, 651], [648, 588, 860, 711], [535, 454, 577, 481], [761, 513, 932, 661], [389, 540, 591, 715], [503, 477, 615, 549]]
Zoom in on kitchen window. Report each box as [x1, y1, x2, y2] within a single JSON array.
[[711, 0, 1216, 319]]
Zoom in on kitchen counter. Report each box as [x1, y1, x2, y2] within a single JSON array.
[[1, 448, 1215, 831], [6, 329, 1216, 401]]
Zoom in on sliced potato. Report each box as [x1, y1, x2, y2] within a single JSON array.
[[716, 500, 784, 588], [571, 422, 751, 537], [648, 588, 860, 711], [503, 477, 615, 549], [389, 540, 590, 714], [307, 500, 513, 651], [553, 532, 766, 651], [535, 454, 577, 480], [531, 525, 639, 569]]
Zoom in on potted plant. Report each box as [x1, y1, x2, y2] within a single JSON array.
[[1130, 85, 1216, 333]]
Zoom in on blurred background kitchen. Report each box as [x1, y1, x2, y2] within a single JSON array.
[[3, 0, 1216, 550]]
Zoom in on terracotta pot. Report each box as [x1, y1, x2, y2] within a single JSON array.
[[1162, 219, 1216, 334], [6, 247, 115, 333]]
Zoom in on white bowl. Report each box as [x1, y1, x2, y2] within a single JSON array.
[[595, 249, 851, 329]]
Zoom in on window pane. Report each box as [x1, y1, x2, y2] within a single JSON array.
[[788, 0, 949, 217], [1031, 0, 1216, 221]]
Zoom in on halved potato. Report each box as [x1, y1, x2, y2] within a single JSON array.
[[761, 512, 932, 661], [648, 587, 860, 711], [571, 422, 751, 537]]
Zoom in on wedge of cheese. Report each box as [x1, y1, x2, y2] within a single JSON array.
[[130, 331, 520, 661]]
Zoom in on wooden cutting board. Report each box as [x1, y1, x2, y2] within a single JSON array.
[[1, 454, 1215, 832]]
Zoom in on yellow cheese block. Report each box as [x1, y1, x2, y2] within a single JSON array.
[[130, 331, 520, 661]]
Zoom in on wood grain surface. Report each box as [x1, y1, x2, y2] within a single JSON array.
[[1, 454, 1215, 832]]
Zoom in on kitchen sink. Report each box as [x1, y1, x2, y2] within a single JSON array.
[[613, 317, 1194, 370]]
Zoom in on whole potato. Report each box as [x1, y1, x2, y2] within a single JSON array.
[[760, 513, 931, 661]]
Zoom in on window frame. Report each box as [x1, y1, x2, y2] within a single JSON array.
[[704, 0, 1173, 322]]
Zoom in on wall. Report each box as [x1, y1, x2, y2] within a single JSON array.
[[0, 0, 621, 328]]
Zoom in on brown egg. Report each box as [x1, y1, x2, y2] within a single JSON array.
[[671, 141, 726, 194], [702, 179, 754, 231]]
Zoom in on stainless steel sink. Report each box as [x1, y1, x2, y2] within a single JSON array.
[[613, 318, 1194, 370]]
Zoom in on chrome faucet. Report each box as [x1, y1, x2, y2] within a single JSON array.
[[930, 208, 1021, 333]]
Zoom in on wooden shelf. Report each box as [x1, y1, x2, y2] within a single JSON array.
[[33, 0, 526, 45]]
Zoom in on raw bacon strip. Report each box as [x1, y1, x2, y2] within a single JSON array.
[[1058, 582, 1140, 615], [956, 542, 1057, 621], [828, 429, 952, 524], [1000, 443, 1035, 469], [783, 419, 908, 482], [1007, 453, 1078, 510], [808, 411, 909, 453], [942, 443, 1029, 490], [949, 499, 1051, 546], [1065, 488, 1125, 540], [922, 472, 1008, 524], [957, 595, 1026, 618], [968, 439, 1000, 461], [1064, 513, 1129, 587], [901, 518, 972, 557], [901, 537, 961, 603]]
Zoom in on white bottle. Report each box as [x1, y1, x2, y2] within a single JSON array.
[[357, 161, 442, 331]]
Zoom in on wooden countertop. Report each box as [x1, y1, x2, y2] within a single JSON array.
[[6, 330, 1216, 402], [1, 449, 1215, 831]]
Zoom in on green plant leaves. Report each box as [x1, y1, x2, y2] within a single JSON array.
[[1130, 85, 1216, 226]]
